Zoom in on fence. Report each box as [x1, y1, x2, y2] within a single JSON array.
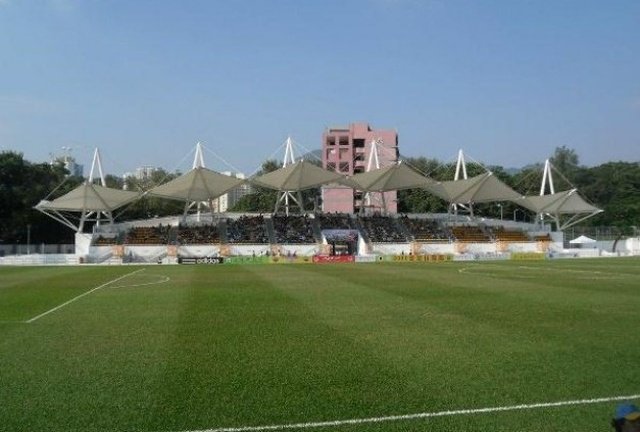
[[563, 226, 638, 243], [0, 244, 75, 256]]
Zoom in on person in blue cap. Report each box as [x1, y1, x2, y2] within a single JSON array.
[[611, 403, 640, 432]]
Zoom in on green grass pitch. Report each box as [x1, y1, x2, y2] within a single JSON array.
[[1, 258, 639, 432]]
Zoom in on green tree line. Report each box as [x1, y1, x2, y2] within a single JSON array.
[[1, 147, 638, 244]]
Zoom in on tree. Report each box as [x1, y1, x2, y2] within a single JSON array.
[[0, 151, 79, 244], [230, 160, 280, 212], [574, 162, 640, 227], [396, 157, 448, 213], [550, 146, 580, 185], [120, 169, 183, 219]]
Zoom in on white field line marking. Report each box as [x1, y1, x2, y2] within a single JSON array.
[[182, 394, 640, 432], [110, 275, 170, 289], [458, 266, 623, 280], [25, 268, 145, 323]]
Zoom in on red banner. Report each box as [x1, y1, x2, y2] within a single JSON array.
[[312, 255, 355, 264]]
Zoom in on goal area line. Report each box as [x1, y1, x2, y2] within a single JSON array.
[[25, 268, 145, 323]]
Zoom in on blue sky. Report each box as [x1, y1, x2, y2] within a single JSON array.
[[1, 0, 639, 176]]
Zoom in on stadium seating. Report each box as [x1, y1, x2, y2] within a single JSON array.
[[401, 216, 451, 242], [490, 226, 530, 242], [226, 215, 269, 244], [124, 225, 170, 245], [272, 215, 316, 244], [450, 225, 491, 242], [358, 215, 407, 242]]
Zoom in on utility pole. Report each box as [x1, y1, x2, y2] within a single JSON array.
[[27, 224, 31, 255]]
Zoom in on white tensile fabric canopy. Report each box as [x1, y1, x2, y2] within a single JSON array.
[[347, 162, 435, 192], [35, 182, 140, 212], [516, 189, 602, 215], [35, 181, 142, 232], [249, 160, 350, 191], [147, 167, 245, 202], [425, 172, 522, 204]]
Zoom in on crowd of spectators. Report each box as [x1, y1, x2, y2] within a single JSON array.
[[272, 215, 316, 244], [177, 224, 221, 244], [226, 215, 269, 244], [316, 212, 355, 230], [358, 215, 407, 243], [107, 215, 537, 247]]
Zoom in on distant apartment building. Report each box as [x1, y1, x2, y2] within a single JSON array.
[[122, 166, 157, 182], [51, 154, 84, 177], [135, 166, 158, 180], [322, 123, 399, 214], [212, 172, 251, 212]]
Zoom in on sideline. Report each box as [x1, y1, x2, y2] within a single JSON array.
[[25, 268, 145, 323], [180, 394, 640, 432]]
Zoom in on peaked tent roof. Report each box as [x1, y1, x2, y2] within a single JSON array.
[[569, 235, 597, 244], [348, 162, 435, 192], [249, 160, 349, 191], [35, 182, 141, 212], [517, 189, 602, 214], [147, 167, 246, 202], [426, 172, 522, 203]]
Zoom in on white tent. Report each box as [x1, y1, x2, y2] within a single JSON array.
[[569, 235, 596, 245]]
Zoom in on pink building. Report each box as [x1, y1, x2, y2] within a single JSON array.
[[321, 123, 399, 214]]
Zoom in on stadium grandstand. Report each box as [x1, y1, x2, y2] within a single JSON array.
[[2, 133, 638, 266]]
